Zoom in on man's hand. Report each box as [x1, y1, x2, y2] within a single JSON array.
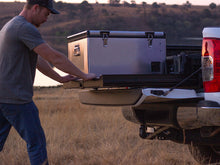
[[35, 43, 98, 81], [83, 73, 97, 81], [59, 73, 97, 83], [58, 75, 79, 83]]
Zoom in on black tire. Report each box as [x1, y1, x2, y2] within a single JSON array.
[[188, 144, 220, 164]]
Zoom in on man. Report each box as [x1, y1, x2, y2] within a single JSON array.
[[0, 0, 96, 164]]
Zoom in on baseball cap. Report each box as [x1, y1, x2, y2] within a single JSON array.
[[27, 0, 60, 14]]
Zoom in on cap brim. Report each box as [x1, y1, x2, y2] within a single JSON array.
[[48, 7, 60, 14]]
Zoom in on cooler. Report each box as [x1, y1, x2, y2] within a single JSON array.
[[67, 30, 166, 75]]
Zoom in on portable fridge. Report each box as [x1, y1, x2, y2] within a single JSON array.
[[67, 30, 166, 75]]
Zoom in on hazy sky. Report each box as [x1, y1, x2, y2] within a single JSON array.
[[0, 0, 220, 6], [64, 0, 220, 6]]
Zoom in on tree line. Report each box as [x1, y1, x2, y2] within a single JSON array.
[[49, 1, 220, 46], [1, 1, 217, 53]]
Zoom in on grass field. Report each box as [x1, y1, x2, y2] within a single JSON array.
[[0, 87, 200, 165]]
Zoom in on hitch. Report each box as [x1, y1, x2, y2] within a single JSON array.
[[139, 125, 170, 140], [139, 125, 149, 139]]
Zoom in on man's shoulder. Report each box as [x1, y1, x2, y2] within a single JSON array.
[[7, 16, 36, 32], [14, 16, 35, 30], [3, 16, 28, 33]]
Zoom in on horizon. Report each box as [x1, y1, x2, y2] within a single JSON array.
[[0, 0, 219, 6]]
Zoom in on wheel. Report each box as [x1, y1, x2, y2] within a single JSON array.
[[188, 144, 220, 164]]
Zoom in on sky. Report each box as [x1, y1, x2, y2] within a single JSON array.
[[0, 0, 220, 6], [34, 68, 66, 87]]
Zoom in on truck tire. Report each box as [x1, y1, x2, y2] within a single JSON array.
[[188, 144, 220, 164]]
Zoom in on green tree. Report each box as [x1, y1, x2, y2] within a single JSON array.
[[184, 1, 191, 8], [109, 0, 121, 6], [202, 9, 212, 17], [209, 3, 217, 10], [79, 1, 93, 14], [152, 2, 160, 8], [130, 0, 136, 7], [142, 1, 147, 7], [171, 4, 179, 8], [123, 1, 130, 7]]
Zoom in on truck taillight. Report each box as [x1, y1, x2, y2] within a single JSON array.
[[202, 41, 213, 81], [202, 38, 220, 92]]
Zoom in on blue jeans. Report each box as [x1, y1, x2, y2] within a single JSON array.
[[0, 101, 48, 165]]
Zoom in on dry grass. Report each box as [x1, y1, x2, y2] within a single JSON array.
[[0, 87, 199, 165]]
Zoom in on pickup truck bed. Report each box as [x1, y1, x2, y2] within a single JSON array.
[[64, 45, 202, 89]]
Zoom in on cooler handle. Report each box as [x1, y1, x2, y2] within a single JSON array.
[[73, 44, 80, 56]]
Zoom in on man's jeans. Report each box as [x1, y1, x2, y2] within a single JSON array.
[[0, 101, 48, 165]]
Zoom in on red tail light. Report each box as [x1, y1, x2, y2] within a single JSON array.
[[202, 38, 220, 92]]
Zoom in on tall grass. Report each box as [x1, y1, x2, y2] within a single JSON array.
[[0, 87, 199, 165]]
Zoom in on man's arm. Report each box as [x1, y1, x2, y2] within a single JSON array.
[[34, 43, 96, 80], [37, 55, 78, 83]]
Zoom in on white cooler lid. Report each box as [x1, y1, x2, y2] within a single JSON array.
[[203, 27, 220, 38]]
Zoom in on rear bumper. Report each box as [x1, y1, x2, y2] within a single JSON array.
[[78, 88, 203, 106], [177, 100, 220, 129], [205, 92, 220, 104]]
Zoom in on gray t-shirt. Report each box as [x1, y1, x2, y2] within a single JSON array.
[[0, 16, 45, 104]]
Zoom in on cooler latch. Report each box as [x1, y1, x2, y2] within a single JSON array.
[[100, 31, 110, 47], [146, 32, 154, 48]]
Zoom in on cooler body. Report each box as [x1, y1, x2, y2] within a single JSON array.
[[67, 30, 166, 75]]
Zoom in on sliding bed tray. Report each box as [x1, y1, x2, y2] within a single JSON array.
[[63, 74, 201, 89]]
